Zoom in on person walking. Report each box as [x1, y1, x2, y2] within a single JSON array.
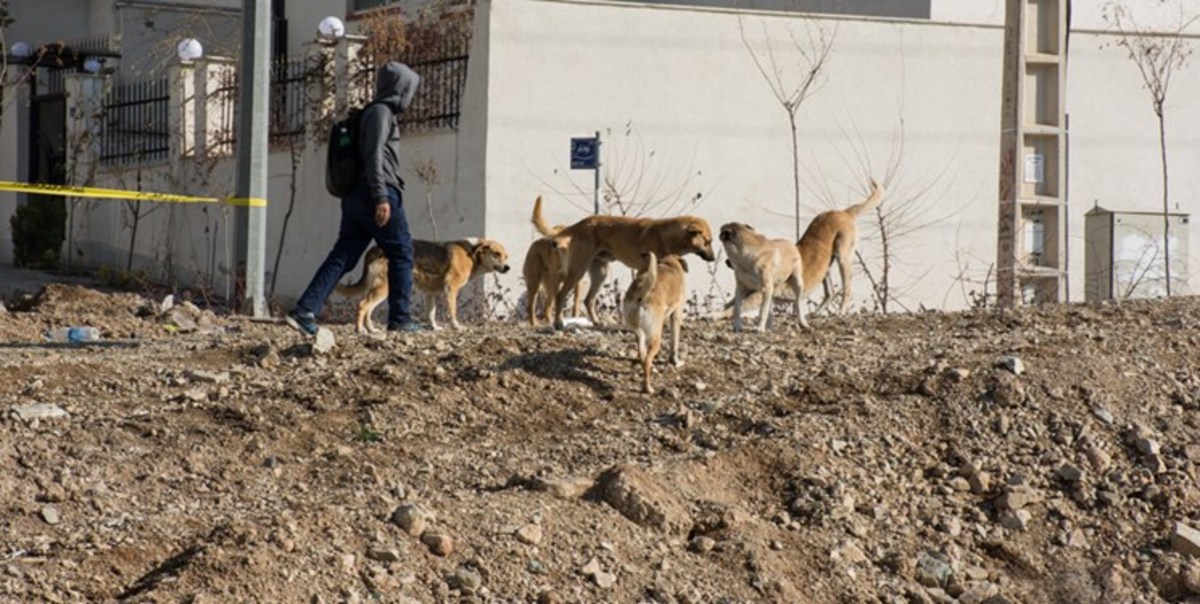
[[287, 62, 424, 335]]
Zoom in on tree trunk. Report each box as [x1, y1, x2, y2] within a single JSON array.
[[1158, 111, 1171, 297], [788, 109, 801, 240]]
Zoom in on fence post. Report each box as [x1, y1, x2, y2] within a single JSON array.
[[169, 60, 197, 159], [62, 72, 107, 267], [202, 57, 237, 156], [334, 35, 366, 117], [309, 42, 336, 136]]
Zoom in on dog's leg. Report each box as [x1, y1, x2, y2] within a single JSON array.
[[362, 288, 388, 334], [757, 281, 775, 332], [571, 279, 584, 318], [837, 251, 853, 314], [425, 292, 440, 331], [554, 253, 591, 330], [643, 324, 663, 394], [732, 285, 747, 332], [669, 309, 684, 368], [445, 285, 463, 330], [635, 326, 647, 361], [583, 259, 609, 325], [813, 273, 835, 315], [526, 277, 540, 327], [791, 274, 810, 330]]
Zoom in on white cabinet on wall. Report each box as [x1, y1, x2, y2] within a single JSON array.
[[1085, 206, 1190, 301]]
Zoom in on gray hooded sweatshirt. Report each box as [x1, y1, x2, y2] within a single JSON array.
[[359, 62, 420, 203]]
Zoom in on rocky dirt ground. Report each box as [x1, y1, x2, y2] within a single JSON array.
[[2, 283, 1200, 603]]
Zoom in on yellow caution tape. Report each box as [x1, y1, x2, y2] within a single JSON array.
[[0, 180, 266, 207]]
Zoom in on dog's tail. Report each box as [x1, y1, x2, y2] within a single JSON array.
[[335, 248, 385, 298], [843, 179, 884, 219], [629, 251, 659, 304], [531, 195, 561, 237]]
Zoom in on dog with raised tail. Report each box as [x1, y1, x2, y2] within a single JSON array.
[[622, 251, 688, 394], [712, 179, 884, 320], [719, 223, 807, 332], [522, 196, 588, 326]]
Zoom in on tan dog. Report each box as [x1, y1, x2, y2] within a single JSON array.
[[720, 223, 807, 332], [336, 238, 511, 332], [523, 196, 585, 326], [713, 179, 884, 318], [622, 251, 688, 394], [532, 200, 716, 330]]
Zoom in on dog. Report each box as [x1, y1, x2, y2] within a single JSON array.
[[532, 199, 715, 330], [622, 251, 688, 394], [719, 222, 807, 332], [523, 196, 587, 326], [336, 238, 511, 332], [712, 179, 884, 319]]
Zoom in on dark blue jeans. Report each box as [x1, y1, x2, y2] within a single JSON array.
[[294, 182, 413, 327]]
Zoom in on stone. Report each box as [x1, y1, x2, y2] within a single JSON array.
[[366, 547, 401, 563], [831, 439, 849, 453], [537, 590, 562, 604], [948, 477, 971, 492], [1086, 447, 1112, 473], [593, 571, 617, 589], [916, 552, 953, 588], [446, 567, 483, 593], [958, 583, 999, 604], [998, 356, 1025, 375], [420, 531, 453, 557], [1092, 407, 1115, 425], [13, 403, 68, 421], [312, 328, 336, 354], [515, 524, 543, 545], [1173, 522, 1200, 558], [969, 472, 992, 494], [831, 541, 868, 565], [1067, 528, 1089, 549], [996, 486, 1036, 511], [391, 504, 431, 537], [40, 506, 61, 525], [689, 536, 716, 553], [1182, 560, 1200, 594], [530, 476, 592, 500], [581, 557, 602, 576], [1136, 438, 1161, 456], [1143, 454, 1167, 474], [1056, 463, 1084, 483], [188, 370, 230, 384], [594, 464, 690, 534], [999, 509, 1031, 531]]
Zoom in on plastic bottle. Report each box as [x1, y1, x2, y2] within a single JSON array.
[[44, 326, 101, 344]]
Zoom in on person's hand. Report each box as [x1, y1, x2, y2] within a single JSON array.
[[374, 200, 391, 227]]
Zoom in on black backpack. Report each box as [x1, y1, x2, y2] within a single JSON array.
[[325, 101, 383, 198]]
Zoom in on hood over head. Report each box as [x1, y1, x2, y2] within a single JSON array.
[[374, 62, 420, 113]]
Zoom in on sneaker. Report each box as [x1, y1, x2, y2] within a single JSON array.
[[387, 322, 427, 334], [285, 310, 319, 336]]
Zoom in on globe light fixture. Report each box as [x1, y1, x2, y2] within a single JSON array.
[[176, 38, 203, 62], [82, 57, 102, 74], [318, 16, 346, 41], [10, 41, 32, 58]]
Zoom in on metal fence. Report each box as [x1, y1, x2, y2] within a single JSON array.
[[269, 54, 313, 143], [398, 42, 470, 134], [100, 78, 170, 164], [207, 67, 239, 156]]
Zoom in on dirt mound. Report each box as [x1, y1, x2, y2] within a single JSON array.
[[2, 290, 1200, 602]]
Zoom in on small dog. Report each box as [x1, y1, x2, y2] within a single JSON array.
[[622, 251, 688, 394], [523, 196, 586, 326], [532, 198, 715, 330], [336, 238, 511, 332], [719, 222, 807, 332], [712, 179, 884, 318]]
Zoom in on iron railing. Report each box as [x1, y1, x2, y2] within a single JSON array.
[[100, 78, 170, 164]]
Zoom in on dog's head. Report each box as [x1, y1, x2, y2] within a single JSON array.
[[667, 217, 715, 262], [472, 239, 511, 274], [718, 222, 756, 249]]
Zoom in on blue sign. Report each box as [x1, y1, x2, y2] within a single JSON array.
[[571, 137, 599, 170]]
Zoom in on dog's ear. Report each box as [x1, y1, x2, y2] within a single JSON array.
[[678, 258, 689, 273], [724, 258, 732, 269]]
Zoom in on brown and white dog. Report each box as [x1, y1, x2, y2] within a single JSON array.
[[719, 223, 807, 332], [336, 238, 511, 332], [532, 199, 716, 330], [523, 196, 585, 326], [713, 179, 884, 319], [622, 251, 688, 394]]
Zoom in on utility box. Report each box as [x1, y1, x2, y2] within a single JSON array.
[[1085, 206, 1190, 301]]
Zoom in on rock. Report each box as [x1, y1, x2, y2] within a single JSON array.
[[948, 477, 971, 492], [1174, 522, 1200, 558], [391, 504, 431, 537], [1056, 463, 1084, 483], [515, 524, 543, 545], [998, 356, 1025, 375], [366, 546, 401, 563], [593, 464, 691, 534], [530, 476, 592, 500], [339, 553, 356, 573], [1085, 447, 1112, 473], [537, 590, 562, 604], [1136, 437, 1161, 456], [689, 536, 716, 553], [40, 506, 61, 525], [917, 551, 953, 588], [581, 557, 602, 576], [831, 439, 849, 453], [996, 486, 1036, 511], [1067, 528, 1089, 549], [312, 328, 336, 354], [188, 370, 230, 384], [12, 403, 68, 421], [446, 567, 483, 593], [1143, 454, 1167, 474], [999, 509, 1031, 531], [1182, 560, 1200, 594], [593, 571, 617, 589], [958, 583, 999, 604], [165, 307, 198, 333], [969, 472, 992, 494], [831, 541, 868, 565], [1092, 407, 1115, 425], [420, 531, 453, 557]]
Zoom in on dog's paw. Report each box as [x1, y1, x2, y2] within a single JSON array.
[[672, 359, 685, 369]]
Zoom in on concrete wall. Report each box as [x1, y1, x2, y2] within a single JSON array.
[[478, 0, 1200, 314]]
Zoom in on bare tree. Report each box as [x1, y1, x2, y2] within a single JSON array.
[[413, 157, 442, 240], [1103, 2, 1197, 297], [738, 16, 836, 240]]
